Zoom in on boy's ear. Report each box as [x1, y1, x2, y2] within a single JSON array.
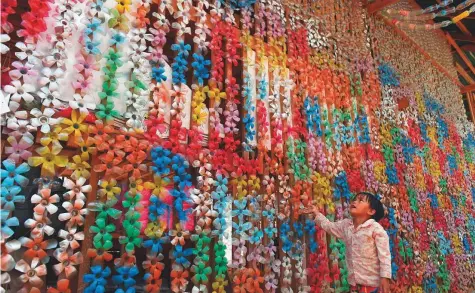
[[367, 208, 376, 216]]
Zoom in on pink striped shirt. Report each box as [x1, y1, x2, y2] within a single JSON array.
[[315, 213, 392, 287]]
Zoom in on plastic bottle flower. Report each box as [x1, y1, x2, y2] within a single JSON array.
[[31, 188, 59, 215], [1, 239, 20, 273], [53, 250, 83, 278], [19, 236, 57, 261], [63, 177, 91, 201], [62, 110, 88, 137], [58, 226, 84, 250], [28, 146, 68, 176], [1, 159, 30, 187], [24, 213, 54, 237], [169, 224, 190, 246], [1, 185, 25, 211], [83, 265, 110, 293], [97, 179, 121, 200], [66, 155, 91, 180], [4, 79, 35, 103], [112, 265, 139, 288], [15, 258, 47, 287], [88, 199, 122, 220], [96, 102, 120, 122], [90, 218, 114, 246], [58, 199, 87, 227], [39, 126, 68, 148], [47, 279, 71, 293]]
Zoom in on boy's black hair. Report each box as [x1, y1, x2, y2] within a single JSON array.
[[353, 192, 385, 222]]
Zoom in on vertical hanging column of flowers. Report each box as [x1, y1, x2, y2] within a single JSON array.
[[211, 172, 230, 292], [83, 121, 122, 292], [190, 152, 215, 292], [169, 153, 193, 292], [0, 158, 29, 292], [145, 4, 170, 143], [230, 172, 251, 292], [123, 0, 153, 133], [245, 174, 265, 291], [142, 146, 172, 292]]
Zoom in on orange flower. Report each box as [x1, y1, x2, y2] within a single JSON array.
[[87, 248, 113, 263], [20, 236, 57, 260], [94, 152, 123, 177], [47, 279, 71, 293], [232, 270, 247, 293], [245, 268, 264, 293], [131, 6, 150, 28], [124, 152, 147, 179], [171, 269, 189, 292], [143, 254, 165, 276], [89, 120, 116, 146], [124, 136, 149, 157]]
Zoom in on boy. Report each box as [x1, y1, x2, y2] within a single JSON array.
[[300, 192, 391, 293]]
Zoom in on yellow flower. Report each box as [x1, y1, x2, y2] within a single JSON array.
[[62, 110, 88, 137], [116, 0, 131, 13], [144, 221, 166, 238], [67, 155, 91, 180], [98, 179, 121, 200], [40, 126, 69, 147], [208, 87, 226, 104], [192, 109, 208, 125], [28, 145, 68, 176], [144, 176, 170, 199]]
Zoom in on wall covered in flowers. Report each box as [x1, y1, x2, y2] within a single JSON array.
[[1, 0, 474, 292]]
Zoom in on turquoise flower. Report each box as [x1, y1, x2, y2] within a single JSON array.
[[1, 159, 30, 187]]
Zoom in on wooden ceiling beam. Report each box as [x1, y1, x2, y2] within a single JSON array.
[[451, 33, 475, 43], [461, 83, 475, 93], [367, 0, 400, 14], [456, 62, 475, 84], [446, 33, 475, 77]]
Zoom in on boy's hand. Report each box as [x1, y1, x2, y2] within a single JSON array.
[[379, 278, 390, 293]]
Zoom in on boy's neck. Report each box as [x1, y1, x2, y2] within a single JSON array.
[[352, 216, 372, 229]]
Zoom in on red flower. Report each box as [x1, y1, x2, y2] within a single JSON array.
[[19, 12, 47, 38]]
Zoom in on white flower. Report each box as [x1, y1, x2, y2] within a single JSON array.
[[129, 28, 154, 45], [1, 34, 10, 54], [3, 80, 35, 103], [39, 67, 64, 91], [9, 61, 37, 80], [128, 42, 150, 62], [42, 49, 66, 68], [171, 22, 191, 38], [70, 94, 96, 115], [125, 91, 148, 112], [63, 177, 91, 201], [124, 112, 145, 130], [58, 227, 84, 250], [30, 108, 60, 134], [152, 13, 170, 28], [15, 42, 41, 64], [5, 117, 35, 140], [38, 87, 62, 108]]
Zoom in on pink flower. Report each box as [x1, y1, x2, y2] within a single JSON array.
[[6, 117, 36, 140], [72, 74, 91, 93], [58, 227, 84, 250], [74, 53, 99, 77], [63, 177, 91, 201], [58, 199, 87, 228], [9, 61, 38, 80], [31, 188, 60, 215], [53, 249, 83, 278], [4, 135, 33, 163]]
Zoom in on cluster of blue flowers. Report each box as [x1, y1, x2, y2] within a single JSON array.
[[171, 41, 191, 84]]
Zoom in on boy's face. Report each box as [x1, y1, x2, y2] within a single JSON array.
[[349, 194, 376, 218]]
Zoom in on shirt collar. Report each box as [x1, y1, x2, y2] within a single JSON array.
[[351, 219, 375, 231]]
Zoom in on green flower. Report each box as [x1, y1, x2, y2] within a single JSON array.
[[123, 192, 142, 210], [128, 73, 147, 93], [96, 102, 119, 122], [191, 262, 212, 284], [119, 226, 142, 252], [123, 210, 141, 230], [105, 49, 123, 67], [98, 81, 118, 100], [214, 242, 227, 275], [192, 245, 210, 263], [191, 231, 211, 247], [108, 9, 129, 32], [90, 218, 115, 244], [88, 199, 122, 220]]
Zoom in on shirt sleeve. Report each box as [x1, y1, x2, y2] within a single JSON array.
[[314, 212, 347, 239], [374, 224, 392, 279]]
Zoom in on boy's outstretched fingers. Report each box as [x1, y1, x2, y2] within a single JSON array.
[[299, 206, 316, 215]]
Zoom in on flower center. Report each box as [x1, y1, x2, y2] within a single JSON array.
[[49, 76, 56, 82], [73, 123, 80, 129], [8, 172, 15, 178], [66, 234, 74, 241], [71, 210, 79, 216], [33, 245, 40, 250], [63, 260, 70, 266], [41, 199, 49, 206], [37, 223, 44, 229], [26, 49, 33, 55], [20, 68, 28, 74], [54, 53, 61, 60], [6, 195, 13, 201], [27, 270, 36, 277], [47, 94, 54, 100], [44, 154, 54, 162], [39, 115, 49, 124], [17, 88, 24, 94]]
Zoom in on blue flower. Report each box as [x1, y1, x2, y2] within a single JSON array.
[[293, 222, 303, 238], [309, 240, 318, 253], [262, 208, 275, 221], [172, 245, 193, 267], [85, 18, 103, 36], [232, 198, 250, 220], [214, 174, 228, 192], [151, 66, 167, 83], [143, 236, 168, 254], [280, 221, 290, 235], [112, 265, 139, 288], [264, 226, 277, 238], [282, 237, 293, 252], [109, 32, 126, 46], [232, 220, 252, 239], [84, 265, 110, 292], [85, 40, 101, 55], [191, 53, 210, 86], [1, 159, 29, 187], [0, 185, 25, 211], [249, 227, 263, 244], [304, 219, 316, 235], [150, 147, 171, 176], [0, 210, 19, 239], [148, 195, 166, 221]]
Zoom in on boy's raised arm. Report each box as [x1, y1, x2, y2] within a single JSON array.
[[314, 212, 348, 239]]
